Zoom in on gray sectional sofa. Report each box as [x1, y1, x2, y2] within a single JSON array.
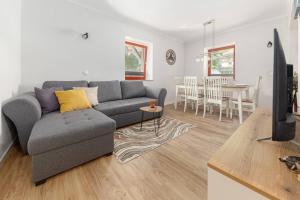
[[2, 80, 167, 185]]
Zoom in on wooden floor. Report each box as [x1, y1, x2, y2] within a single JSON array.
[[0, 104, 242, 200]]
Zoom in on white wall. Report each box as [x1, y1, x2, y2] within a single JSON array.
[[288, 21, 298, 72], [0, 0, 21, 161], [21, 0, 185, 104], [184, 17, 289, 107], [298, 16, 300, 115]]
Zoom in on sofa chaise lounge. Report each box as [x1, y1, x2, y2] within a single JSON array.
[[2, 80, 167, 185]]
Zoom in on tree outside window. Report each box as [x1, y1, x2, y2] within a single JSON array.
[[208, 45, 235, 79], [125, 41, 148, 80]]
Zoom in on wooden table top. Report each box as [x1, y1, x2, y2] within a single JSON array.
[[140, 106, 163, 113], [208, 108, 300, 200]]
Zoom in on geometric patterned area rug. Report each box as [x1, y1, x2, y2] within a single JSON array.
[[114, 117, 196, 164]]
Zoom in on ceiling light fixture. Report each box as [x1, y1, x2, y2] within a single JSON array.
[[195, 19, 216, 62]]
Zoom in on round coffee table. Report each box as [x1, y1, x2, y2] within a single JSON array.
[[140, 106, 163, 136]]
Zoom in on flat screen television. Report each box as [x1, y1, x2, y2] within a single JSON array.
[[257, 29, 296, 141], [258, 29, 296, 141]]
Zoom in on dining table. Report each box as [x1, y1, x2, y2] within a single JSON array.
[[175, 83, 250, 124]]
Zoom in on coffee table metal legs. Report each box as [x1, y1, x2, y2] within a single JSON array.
[[157, 116, 161, 130], [140, 111, 161, 136], [140, 111, 144, 130], [153, 112, 157, 135]]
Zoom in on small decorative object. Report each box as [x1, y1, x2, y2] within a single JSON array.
[[296, 162, 300, 182], [149, 100, 156, 108], [279, 156, 300, 182], [296, 162, 300, 171], [279, 156, 300, 171], [166, 49, 176, 65], [267, 41, 273, 48], [82, 32, 89, 40]]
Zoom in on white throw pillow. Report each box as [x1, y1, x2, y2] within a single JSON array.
[[73, 87, 99, 106]]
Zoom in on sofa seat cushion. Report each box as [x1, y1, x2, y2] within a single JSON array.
[[93, 97, 155, 116], [28, 109, 116, 155]]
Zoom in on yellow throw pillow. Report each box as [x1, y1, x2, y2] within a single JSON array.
[[73, 87, 99, 106], [55, 90, 92, 113]]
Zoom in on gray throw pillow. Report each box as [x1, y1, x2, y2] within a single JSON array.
[[34, 87, 63, 114]]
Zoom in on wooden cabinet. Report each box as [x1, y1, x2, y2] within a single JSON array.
[[208, 108, 300, 200]]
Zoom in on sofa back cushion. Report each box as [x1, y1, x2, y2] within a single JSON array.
[[88, 81, 122, 103], [120, 81, 146, 99], [43, 81, 88, 90]]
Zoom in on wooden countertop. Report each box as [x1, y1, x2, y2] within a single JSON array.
[[208, 108, 300, 200]]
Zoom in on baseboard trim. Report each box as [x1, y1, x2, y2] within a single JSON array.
[[0, 140, 15, 164], [291, 140, 300, 147], [165, 101, 174, 106]]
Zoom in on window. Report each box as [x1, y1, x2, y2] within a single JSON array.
[[208, 45, 235, 79], [125, 40, 152, 80]]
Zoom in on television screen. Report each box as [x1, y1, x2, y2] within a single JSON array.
[[272, 29, 295, 141]]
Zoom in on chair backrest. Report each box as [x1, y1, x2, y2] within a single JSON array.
[[220, 77, 229, 84], [253, 76, 262, 105], [203, 76, 223, 103], [220, 76, 232, 98], [184, 76, 198, 99]]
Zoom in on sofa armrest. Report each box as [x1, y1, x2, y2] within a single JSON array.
[[2, 92, 42, 154], [145, 87, 167, 107]]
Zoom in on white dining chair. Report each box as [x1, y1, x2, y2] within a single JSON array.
[[184, 76, 204, 115], [230, 76, 262, 118], [203, 77, 229, 121], [220, 76, 233, 99], [175, 89, 185, 108], [174, 77, 185, 109]]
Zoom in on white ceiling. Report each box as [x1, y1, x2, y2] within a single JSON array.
[[67, 0, 289, 42]]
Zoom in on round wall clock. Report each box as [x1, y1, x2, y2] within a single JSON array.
[[166, 49, 176, 65]]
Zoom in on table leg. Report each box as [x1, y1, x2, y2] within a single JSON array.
[[158, 116, 161, 130], [153, 112, 157, 134], [238, 92, 243, 124], [140, 111, 144, 130], [175, 86, 178, 109]]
